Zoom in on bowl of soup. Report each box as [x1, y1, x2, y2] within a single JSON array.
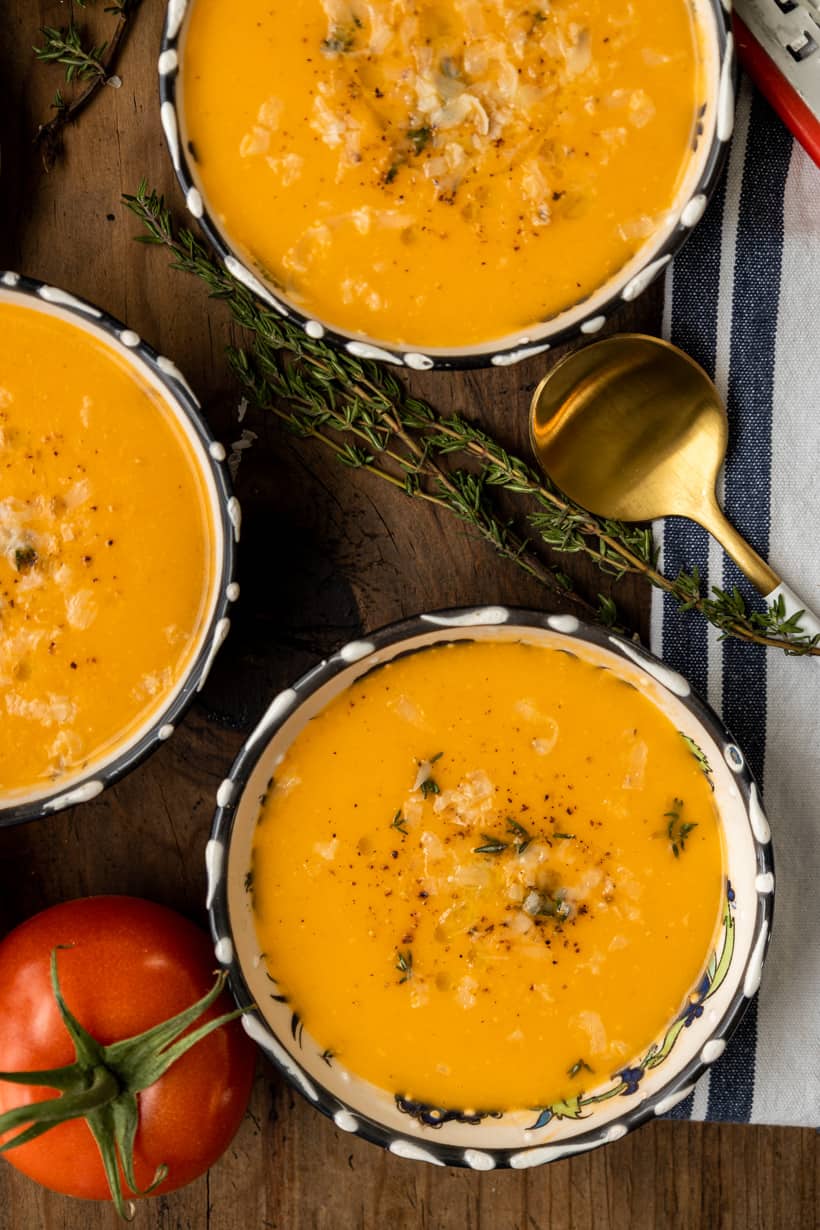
[[207, 607, 773, 1168], [160, 0, 733, 368], [0, 273, 238, 824]]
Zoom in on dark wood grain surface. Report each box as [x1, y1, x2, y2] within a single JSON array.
[[0, 3, 817, 1228]]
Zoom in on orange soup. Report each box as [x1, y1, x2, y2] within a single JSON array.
[[251, 640, 725, 1110], [0, 302, 215, 799], [182, 0, 705, 347]]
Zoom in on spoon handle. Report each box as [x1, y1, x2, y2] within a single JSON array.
[[698, 501, 820, 638]]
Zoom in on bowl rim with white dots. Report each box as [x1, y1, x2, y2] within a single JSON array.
[[159, 0, 735, 371], [0, 272, 238, 826]]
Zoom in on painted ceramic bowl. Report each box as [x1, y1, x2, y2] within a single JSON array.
[[207, 607, 773, 1169], [0, 273, 238, 826], [159, 0, 734, 371]]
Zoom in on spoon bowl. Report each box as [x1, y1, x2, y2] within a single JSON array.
[[530, 335, 727, 523], [529, 333, 820, 635]]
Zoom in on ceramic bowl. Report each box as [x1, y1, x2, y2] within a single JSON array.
[[0, 273, 239, 826], [206, 606, 773, 1169], [159, 0, 734, 371]]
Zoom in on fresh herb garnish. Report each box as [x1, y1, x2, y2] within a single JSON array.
[[321, 23, 357, 53], [13, 546, 38, 571], [474, 819, 533, 855], [525, 888, 571, 920], [473, 834, 508, 854], [384, 119, 435, 185], [418, 753, 442, 799], [395, 949, 413, 984], [391, 810, 408, 835], [541, 894, 570, 919], [506, 818, 532, 853], [567, 1058, 594, 1079], [552, 832, 574, 841], [679, 734, 715, 790], [407, 125, 432, 155], [665, 798, 698, 857]]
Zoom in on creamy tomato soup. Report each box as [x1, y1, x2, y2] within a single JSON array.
[[251, 640, 725, 1111], [182, 0, 705, 348], [0, 302, 215, 799]]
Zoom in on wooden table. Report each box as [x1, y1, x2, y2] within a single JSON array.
[[1, 4, 817, 1227]]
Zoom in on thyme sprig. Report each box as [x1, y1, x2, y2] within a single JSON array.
[[123, 183, 820, 657], [34, 1, 143, 170], [36, 22, 109, 83]]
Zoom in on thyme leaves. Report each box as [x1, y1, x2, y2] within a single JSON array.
[[13, 547, 37, 572], [473, 818, 533, 855], [395, 949, 413, 984], [417, 752, 443, 800], [407, 125, 432, 155], [33, 1, 143, 169], [527, 890, 571, 920], [679, 734, 715, 790], [390, 810, 408, 835], [321, 23, 358, 54], [473, 834, 509, 855], [506, 818, 532, 853], [123, 183, 820, 658]]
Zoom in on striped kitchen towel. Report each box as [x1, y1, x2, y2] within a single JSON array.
[[651, 78, 820, 1126]]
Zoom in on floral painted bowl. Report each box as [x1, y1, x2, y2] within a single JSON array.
[[159, 0, 734, 371], [0, 273, 238, 826], [206, 607, 773, 1169]]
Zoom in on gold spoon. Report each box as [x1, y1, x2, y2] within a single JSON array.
[[530, 333, 820, 635]]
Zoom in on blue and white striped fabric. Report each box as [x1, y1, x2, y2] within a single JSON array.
[[651, 79, 820, 1127]]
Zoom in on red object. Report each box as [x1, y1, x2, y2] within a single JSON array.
[[734, 12, 820, 168], [0, 897, 256, 1202]]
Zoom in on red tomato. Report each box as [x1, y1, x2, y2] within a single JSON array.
[[0, 896, 255, 1201]]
